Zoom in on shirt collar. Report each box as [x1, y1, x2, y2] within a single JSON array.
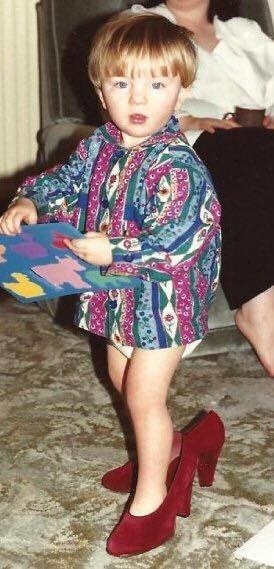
[[99, 116, 180, 150]]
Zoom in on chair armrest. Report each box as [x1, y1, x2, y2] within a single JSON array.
[[38, 121, 95, 166]]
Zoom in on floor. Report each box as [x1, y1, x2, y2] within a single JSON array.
[[0, 291, 273, 568]]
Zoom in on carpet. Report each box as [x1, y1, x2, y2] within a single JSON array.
[[0, 291, 273, 568]]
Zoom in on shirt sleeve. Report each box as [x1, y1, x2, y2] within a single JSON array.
[[14, 138, 91, 223], [106, 147, 221, 282], [130, 3, 176, 23], [215, 17, 274, 111]]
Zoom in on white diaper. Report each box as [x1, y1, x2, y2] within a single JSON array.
[[111, 339, 201, 359]]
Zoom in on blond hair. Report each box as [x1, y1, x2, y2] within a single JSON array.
[[88, 12, 197, 89]]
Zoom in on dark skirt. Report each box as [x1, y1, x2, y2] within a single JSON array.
[[194, 127, 274, 309]]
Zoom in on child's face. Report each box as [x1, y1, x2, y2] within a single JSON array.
[[97, 70, 186, 148]]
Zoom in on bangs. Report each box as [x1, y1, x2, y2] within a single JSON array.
[[100, 49, 186, 80], [89, 13, 197, 89]]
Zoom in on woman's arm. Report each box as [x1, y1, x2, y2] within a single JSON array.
[[178, 115, 240, 133], [263, 116, 274, 129]]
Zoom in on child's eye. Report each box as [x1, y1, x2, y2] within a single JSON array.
[[152, 81, 165, 89], [115, 81, 128, 89]]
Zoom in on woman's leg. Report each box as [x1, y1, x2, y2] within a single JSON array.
[[124, 345, 184, 516], [194, 128, 274, 375], [235, 286, 274, 377]]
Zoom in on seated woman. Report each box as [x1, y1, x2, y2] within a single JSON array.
[[132, 0, 274, 376]]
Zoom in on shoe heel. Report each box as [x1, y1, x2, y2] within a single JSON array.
[[176, 481, 193, 517], [197, 448, 222, 487], [176, 454, 197, 518]]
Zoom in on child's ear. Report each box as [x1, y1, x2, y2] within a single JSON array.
[[96, 88, 107, 110], [175, 87, 190, 112]]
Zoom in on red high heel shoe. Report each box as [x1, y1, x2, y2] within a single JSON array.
[[102, 429, 182, 493], [176, 410, 225, 517], [106, 411, 225, 556], [102, 409, 218, 494]]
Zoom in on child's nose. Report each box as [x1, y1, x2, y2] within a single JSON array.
[[130, 87, 146, 104]]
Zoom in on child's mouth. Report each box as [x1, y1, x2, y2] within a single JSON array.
[[129, 114, 147, 124]]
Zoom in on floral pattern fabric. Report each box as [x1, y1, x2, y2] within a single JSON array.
[[18, 117, 221, 350]]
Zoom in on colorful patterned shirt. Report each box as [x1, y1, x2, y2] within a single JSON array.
[[18, 117, 221, 350]]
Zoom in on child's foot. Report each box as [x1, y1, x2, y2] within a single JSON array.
[[129, 488, 167, 516]]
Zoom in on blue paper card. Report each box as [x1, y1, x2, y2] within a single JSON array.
[[0, 222, 140, 303]]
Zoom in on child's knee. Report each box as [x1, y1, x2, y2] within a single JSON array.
[[126, 389, 165, 416]]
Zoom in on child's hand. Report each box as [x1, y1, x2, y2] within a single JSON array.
[[64, 231, 113, 266], [0, 198, 38, 235]]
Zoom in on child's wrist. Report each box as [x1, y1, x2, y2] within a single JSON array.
[[8, 195, 35, 210]]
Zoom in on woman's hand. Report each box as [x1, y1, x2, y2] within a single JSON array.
[[0, 197, 38, 235], [263, 115, 274, 129], [64, 231, 113, 266], [178, 115, 240, 133]]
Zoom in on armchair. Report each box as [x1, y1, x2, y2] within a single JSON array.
[[36, 0, 274, 356]]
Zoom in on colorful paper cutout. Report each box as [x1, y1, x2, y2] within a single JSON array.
[[10, 233, 48, 258], [0, 222, 140, 303], [51, 232, 69, 249], [32, 257, 90, 289], [3, 272, 46, 298]]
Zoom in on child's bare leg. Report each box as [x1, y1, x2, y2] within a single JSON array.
[[124, 346, 184, 516], [107, 344, 129, 393]]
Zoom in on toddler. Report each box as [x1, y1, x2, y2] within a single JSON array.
[[0, 12, 224, 556]]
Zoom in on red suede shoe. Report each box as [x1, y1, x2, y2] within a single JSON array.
[[176, 410, 225, 516], [101, 430, 181, 493], [102, 410, 219, 494], [106, 411, 225, 556]]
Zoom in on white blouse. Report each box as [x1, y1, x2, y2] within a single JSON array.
[[131, 4, 274, 144]]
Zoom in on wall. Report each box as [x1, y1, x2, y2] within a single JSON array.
[[0, 0, 39, 197]]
